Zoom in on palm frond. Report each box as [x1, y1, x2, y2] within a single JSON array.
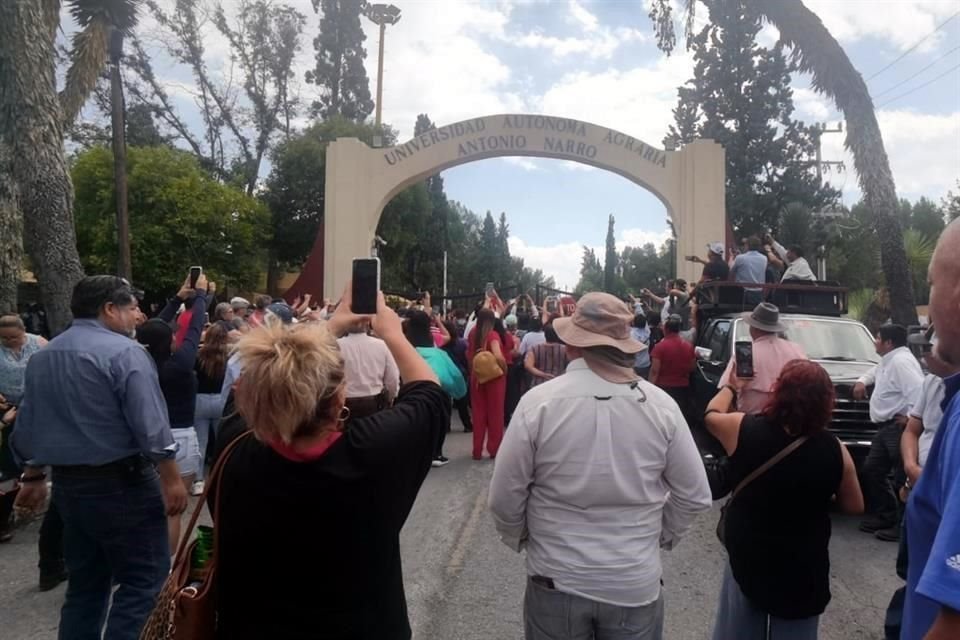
[[66, 0, 139, 32], [846, 289, 874, 323], [902, 229, 935, 273], [60, 17, 110, 128]]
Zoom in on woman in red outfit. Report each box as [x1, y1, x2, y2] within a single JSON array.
[[467, 309, 507, 460]]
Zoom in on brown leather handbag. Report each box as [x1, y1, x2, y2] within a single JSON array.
[[140, 432, 252, 640]]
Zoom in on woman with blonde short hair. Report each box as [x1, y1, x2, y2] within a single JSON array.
[[214, 288, 448, 640]]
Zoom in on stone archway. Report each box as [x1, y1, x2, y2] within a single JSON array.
[[284, 114, 725, 299]]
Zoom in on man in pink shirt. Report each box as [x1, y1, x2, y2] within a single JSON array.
[[718, 303, 807, 414]]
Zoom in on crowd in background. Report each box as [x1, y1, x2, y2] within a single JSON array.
[[0, 219, 958, 640]]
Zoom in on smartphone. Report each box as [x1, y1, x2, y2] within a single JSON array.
[[735, 341, 754, 378], [485, 282, 495, 295], [545, 296, 558, 313], [189, 266, 202, 288], [351, 258, 380, 314]]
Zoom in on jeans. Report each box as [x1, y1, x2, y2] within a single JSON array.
[[53, 464, 170, 640], [862, 421, 905, 522], [884, 521, 909, 640], [712, 563, 819, 640], [524, 576, 664, 640], [194, 392, 224, 481]]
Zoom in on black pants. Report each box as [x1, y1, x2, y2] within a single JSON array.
[[453, 393, 472, 431], [505, 364, 523, 425], [39, 500, 65, 574], [862, 421, 905, 521], [663, 386, 695, 428]]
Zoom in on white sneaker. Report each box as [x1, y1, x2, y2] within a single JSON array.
[[431, 456, 450, 467], [190, 480, 205, 496]]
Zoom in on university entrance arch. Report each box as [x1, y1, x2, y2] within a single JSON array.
[[285, 114, 726, 299]]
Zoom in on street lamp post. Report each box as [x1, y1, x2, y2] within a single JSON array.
[[363, 3, 401, 128]]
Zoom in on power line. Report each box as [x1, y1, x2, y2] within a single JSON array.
[[876, 62, 960, 108], [866, 10, 960, 81], [873, 45, 960, 99]]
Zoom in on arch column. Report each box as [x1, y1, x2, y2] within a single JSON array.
[[674, 139, 726, 284]]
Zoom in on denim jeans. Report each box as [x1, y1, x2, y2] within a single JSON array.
[[712, 563, 819, 640], [524, 576, 664, 640], [194, 392, 225, 481], [53, 463, 170, 640]]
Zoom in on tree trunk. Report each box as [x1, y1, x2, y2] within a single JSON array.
[[110, 29, 132, 281], [749, 0, 917, 326], [0, 7, 25, 315], [0, 0, 86, 334]]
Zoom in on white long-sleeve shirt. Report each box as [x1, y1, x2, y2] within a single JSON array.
[[857, 346, 924, 423], [772, 240, 816, 281], [337, 332, 399, 400], [488, 359, 712, 608]]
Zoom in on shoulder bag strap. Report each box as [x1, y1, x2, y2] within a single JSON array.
[[172, 430, 254, 563], [731, 435, 809, 497]]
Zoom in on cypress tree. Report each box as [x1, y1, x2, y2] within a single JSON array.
[[305, 0, 374, 121]]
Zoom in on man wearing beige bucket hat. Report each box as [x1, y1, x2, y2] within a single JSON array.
[[489, 292, 712, 640]]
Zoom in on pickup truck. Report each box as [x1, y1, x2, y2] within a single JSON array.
[[691, 312, 879, 463]]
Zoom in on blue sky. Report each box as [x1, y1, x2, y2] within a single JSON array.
[[70, 0, 960, 290]]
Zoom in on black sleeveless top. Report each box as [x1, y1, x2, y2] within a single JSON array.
[[723, 414, 844, 619]]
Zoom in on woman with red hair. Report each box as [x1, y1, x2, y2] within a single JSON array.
[[705, 359, 863, 640]]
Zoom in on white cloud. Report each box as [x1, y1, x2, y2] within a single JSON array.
[[510, 227, 672, 289], [804, 0, 958, 53], [500, 157, 541, 171], [792, 87, 832, 121], [536, 52, 695, 146], [819, 109, 960, 201], [569, 0, 600, 32]]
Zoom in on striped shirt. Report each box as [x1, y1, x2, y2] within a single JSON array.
[[529, 343, 567, 387]]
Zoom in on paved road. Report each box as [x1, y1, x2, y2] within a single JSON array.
[[1, 423, 900, 639]]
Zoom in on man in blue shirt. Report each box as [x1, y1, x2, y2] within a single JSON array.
[[13, 276, 187, 640], [729, 235, 768, 306], [903, 219, 960, 640]]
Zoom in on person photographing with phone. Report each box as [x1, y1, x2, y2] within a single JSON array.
[[716, 303, 807, 415], [212, 280, 450, 639]]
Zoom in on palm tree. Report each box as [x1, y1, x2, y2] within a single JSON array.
[[647, 0, 918, 325], [0, 0, 85, 333], [0, 0, 138, 331]]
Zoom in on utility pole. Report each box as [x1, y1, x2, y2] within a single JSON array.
[[363, 4, 402, 128], [809, 122, 844, 280], [109, 27, 132, 281]]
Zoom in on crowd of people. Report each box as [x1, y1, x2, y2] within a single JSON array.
[[0, 220, 957, 640]]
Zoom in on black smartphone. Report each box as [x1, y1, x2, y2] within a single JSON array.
[[351, 258, 380, 315], [189, 266, 202, 288], [735, 340, 754, 378], [545, 296, 558, 313]]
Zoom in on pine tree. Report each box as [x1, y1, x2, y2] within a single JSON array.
[[305, 0, 374, 121], [480, 211, 500, 285], [664, 0, 838, 235], [603, 214, 617, 293]]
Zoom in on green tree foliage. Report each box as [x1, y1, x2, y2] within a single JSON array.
[[603, 215, 617, 293], [576, 247, 604, 295], [263, 116, 395, 289], [620, 243, 673, 293], [943, 180, 960, 221], [664, 0, 838, 235], [909, 196, 946, 240], [72, 146, 269, 300], [305, 0, 373, 121]]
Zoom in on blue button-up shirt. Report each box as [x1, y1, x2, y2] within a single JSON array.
[[12, 319, 175, 466], [729, 250, 768, 290], [903, 370, 960, 640]]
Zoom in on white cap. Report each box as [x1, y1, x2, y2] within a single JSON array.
[[707, 242, 725, 255], [230, 296, 250, 308]]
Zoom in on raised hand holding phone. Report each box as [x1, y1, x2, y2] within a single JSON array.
[[351, 258, 380, 315]]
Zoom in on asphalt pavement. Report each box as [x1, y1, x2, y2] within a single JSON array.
[[0, 420, 901, 640]]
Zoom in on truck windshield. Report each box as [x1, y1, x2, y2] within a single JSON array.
[[734, 318, 880, 364]]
